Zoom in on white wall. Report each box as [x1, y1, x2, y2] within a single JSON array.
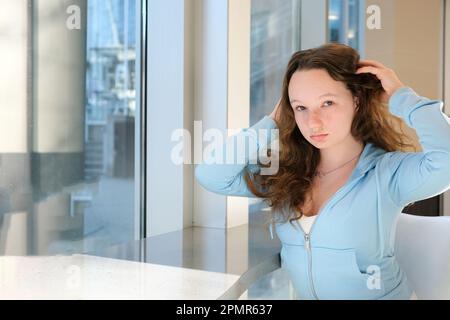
[[146, 1, 250, 275], [146, 0, 252, 235], [192, 0, 229, 229], [147, 0, 187, 236], [226, 0, 251, 229], [192, 0, 253, 229]]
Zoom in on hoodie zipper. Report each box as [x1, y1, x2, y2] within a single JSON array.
[[296, 174, 365, 300], [303, 232, 319, 299], [295, 210, 320, 300]]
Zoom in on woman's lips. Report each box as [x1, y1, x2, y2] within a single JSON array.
[[310, 134, 328, 142]]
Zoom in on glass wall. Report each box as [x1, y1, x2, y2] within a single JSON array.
[[0, 0, 140, 256], [250, 0, 302, 125], [247, 0, 302, 300]]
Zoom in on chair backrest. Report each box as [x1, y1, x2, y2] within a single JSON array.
[[395, 213, 450, 300]]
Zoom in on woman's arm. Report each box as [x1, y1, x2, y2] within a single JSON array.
[[195, 115, 278, 197], [384, 87, 450, 207], [357, 60, 450, 207]]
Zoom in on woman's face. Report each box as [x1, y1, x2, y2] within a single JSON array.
[[288, 69, 358, 149]]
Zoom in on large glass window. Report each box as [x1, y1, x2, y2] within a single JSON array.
[[0, 0, 141, 256], [248, 0, 302, 300], [250, 0, 302, 125]]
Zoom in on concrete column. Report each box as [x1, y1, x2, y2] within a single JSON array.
[[31, 0, 87, 254], [32, 0, 87, 196], [193, 0, 252, 230], [0, 0, 30, 255], [147, 0, 188, 236]]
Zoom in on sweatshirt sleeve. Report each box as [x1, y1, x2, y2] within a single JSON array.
[[194, 115, 278, 197], [384, 87, 450, 208]]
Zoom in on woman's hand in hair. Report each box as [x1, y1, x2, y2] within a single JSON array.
[[355, 59, 405, 103], [269, 98, 282, 123]]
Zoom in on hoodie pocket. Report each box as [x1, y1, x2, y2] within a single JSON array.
[[280, 244, 317, 300], [311, 247, 381, 300]]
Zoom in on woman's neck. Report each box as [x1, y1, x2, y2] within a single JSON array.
[[317, 137, 364, 174]]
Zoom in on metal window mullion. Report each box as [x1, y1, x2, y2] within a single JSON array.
[[137, 0, 148, 246]]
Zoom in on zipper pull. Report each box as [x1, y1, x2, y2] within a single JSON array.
[[269, 224, 274, 240], [304, 233, 310, 251]]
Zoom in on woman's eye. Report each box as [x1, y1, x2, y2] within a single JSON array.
[[323, 100, 334, 107], [296, 106, 306, 111]]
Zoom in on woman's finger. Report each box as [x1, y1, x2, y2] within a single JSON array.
[[358, 59, 386, 69], [355, 66, 383, 76]]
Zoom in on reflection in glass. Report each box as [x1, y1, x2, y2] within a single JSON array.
[[0, 0, 139, 256], [250, 0, 302, 125], [238, 268, 296, 300]]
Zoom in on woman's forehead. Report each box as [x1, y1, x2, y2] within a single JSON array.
[[290, 92, 339, 105], [288, 70, 348, 102]]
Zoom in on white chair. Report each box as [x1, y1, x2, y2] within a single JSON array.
[[395, 213, 450, 300]]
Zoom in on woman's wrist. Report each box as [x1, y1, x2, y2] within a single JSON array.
[[389, 84, 406, 98]]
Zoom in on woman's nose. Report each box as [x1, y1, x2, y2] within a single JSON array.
[[307, 111, 323, 128]]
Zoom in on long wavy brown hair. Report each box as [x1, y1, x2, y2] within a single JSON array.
[[245, 43, 416, 225]]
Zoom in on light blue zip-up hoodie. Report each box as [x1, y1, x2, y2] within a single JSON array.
[[195, 87, 450, 300]]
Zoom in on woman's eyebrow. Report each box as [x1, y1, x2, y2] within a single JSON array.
[[290, 93, 338, 104]]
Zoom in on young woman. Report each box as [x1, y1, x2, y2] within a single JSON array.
[[195, 43, 450, 300]]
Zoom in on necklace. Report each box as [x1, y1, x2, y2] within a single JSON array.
[[314, 150, 363, 178]]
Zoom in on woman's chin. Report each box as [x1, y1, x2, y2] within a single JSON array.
[[308, 139, 330, 149]]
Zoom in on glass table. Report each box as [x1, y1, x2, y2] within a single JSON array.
[[0, 224, 296, 299]]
